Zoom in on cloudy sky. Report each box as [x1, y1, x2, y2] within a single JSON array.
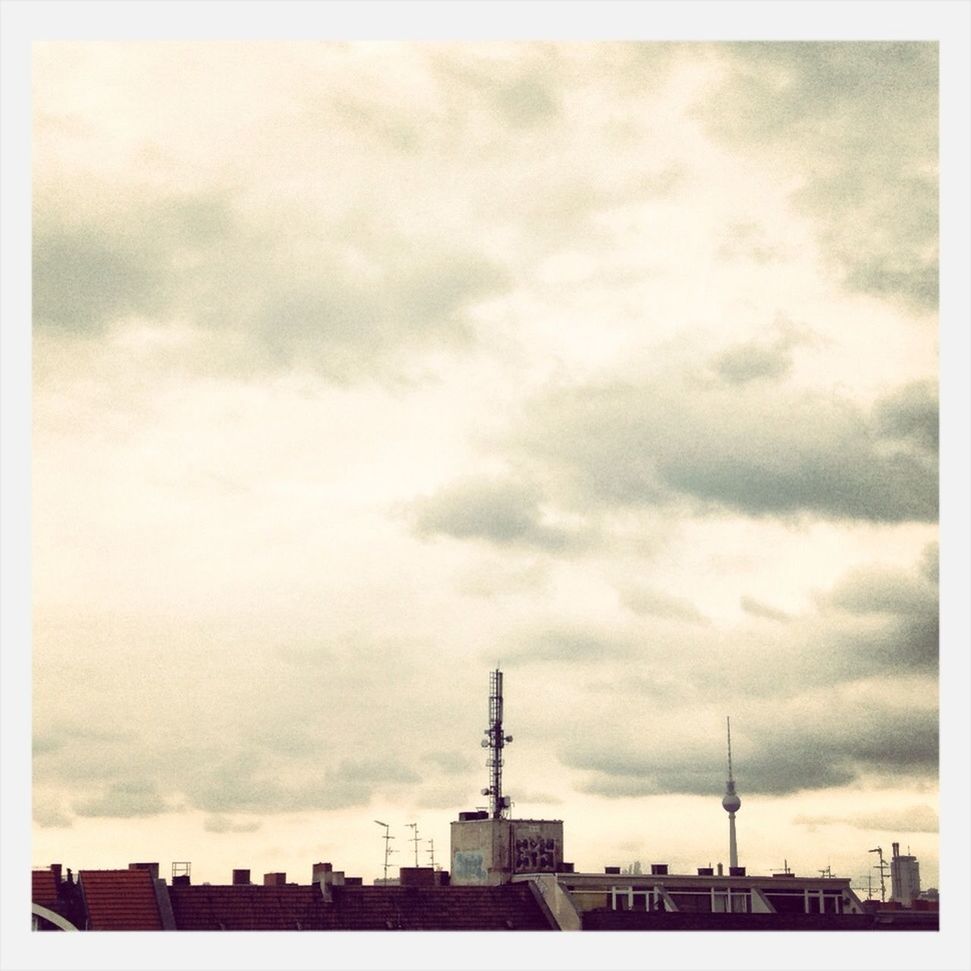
[[28, 38, 945, 895]]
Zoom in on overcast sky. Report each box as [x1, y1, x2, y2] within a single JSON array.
[[29, 39, 944, 892]]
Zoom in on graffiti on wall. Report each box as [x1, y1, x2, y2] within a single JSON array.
[[453, 852, 487, 882], [513, 835, 559, 872]]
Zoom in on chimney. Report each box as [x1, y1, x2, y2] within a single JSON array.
[[729, 866, 746, 877], [399, 867, 436, 888], [50, 864, 62, 887], [650, 864, 668, 876], [717, 863, 723, 876], [129, 862, 160, 880], [232, 869, 250, 886], [697, 867, 714, 876], [263, 872, 287, 886], [315, 863, 335, 904], [604, 866, 621, 875], [892, 842, 900, 859]]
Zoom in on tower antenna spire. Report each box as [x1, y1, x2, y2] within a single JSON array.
[[727, 716, 735, 782], [721, 716, 741, 869]]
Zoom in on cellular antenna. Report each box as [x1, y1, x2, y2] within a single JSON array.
[[480, 667, 514, 819], [721, 716, 741, 869]]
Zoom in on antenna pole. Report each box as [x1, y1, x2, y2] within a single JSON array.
[[406, 822, 420, 868], [374, 820, 396, 883], [869, 847, 888, 902], [427, 838, 436, 870], [481, 668, 513, 819]]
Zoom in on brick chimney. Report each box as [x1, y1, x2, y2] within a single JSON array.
[[232, 869, 250, 886], [263, 872, 287, 886], [129, 862, 160, 880], [314, 862, 345, 903], [399, 867, 436, 888]]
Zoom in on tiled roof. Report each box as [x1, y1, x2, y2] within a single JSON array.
[[79, 869, 163, 930], [169, 883, 555, 931], [32, 870, 58, 908]]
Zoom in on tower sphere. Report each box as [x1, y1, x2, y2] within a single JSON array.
[[722, 792, 741, 813]]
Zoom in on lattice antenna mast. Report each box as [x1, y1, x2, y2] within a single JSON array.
[[374, 820, 396, 883], [406, 822, 420, 867], [481, 667, 513, 819]]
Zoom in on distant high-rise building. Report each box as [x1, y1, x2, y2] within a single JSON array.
[[890, 841, 921, 905]]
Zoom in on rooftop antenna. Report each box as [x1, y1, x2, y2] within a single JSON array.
[[480, 667, 514, 819], [772, 858, 792, 875], [868, 846, 888, 902], [406, 822, 420, 867], [852, 873, 875, 900], [721, 716, 741, 869], [374, 820, 396, 883], [427, 838, 436, 870]]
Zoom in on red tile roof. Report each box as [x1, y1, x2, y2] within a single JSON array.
[[79, 869, 163, 930], [168, 883, 554, 931], [32, 870, 58, 908]]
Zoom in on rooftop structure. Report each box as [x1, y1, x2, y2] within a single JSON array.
[[31, 862, 556, 932]]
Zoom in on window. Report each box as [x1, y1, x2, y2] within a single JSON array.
[[731, 892, 750, 913]]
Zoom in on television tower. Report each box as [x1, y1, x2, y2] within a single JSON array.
[[480, 667, 514, 819], [721, 716, 741, 869]]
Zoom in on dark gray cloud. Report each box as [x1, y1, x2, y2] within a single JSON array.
[[337, 758, 421, 785], [422, 750, 475, 775], [33, 192, 235, 333], [825, 564, 937, 616], [516, 375, 937, 523], [711, 341, 792, 384], [411, 477, 582, 551], [704, 43, 937, 312], [566, 706, 938, 798], [873, 380, 938, 450], [33, 186, 509, 382], [32, 799, 73, 829], [819, 556, 939, 674], [710, 316, 813, 386], [740, 596, 791, 622], [618, 585, 709, 624], [73, 779, 169, 818], [503, 627, 634, 666], [493, 75, 561, 129], [920, 542, 939, 585], [794, 805, 938, 834], [203, 815, 263, 834]]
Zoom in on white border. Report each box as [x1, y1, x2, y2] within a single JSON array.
[[3, 2, 969, 970]]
